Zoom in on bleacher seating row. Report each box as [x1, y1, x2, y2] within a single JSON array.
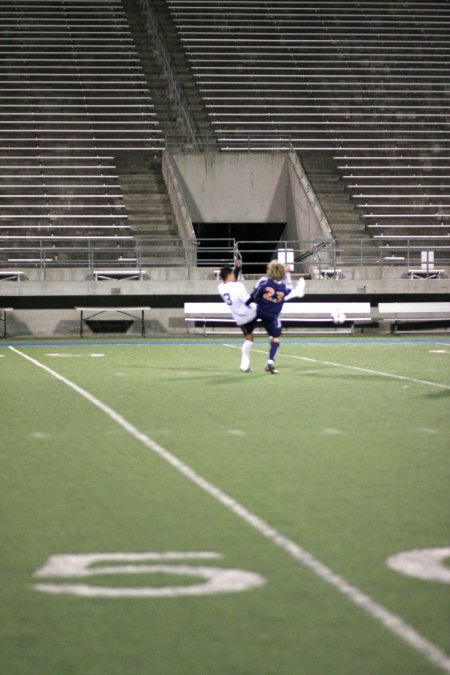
[[0, 0, 166, 267], [168, 0, 449, 151], [335, 153, 450, 251], [1, 0, 449, 271], [167, 0, 450, 260], [0, 155, 135, 264], [0, 0, 163, 151]]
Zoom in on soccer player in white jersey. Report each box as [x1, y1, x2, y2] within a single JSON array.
[[218, 260, 257, 372]]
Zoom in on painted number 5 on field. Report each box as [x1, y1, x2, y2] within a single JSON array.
[[32, 551, 266, 598]]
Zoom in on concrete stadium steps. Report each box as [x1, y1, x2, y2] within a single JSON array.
[[299, 151, 366, 231], [2, 0, 449, 272], [120, 0, 183, 142], [114, 151, 184, 265], [141, 0, 217, 145], [109, 0, 184, 142], [297, 151, 378, 259]]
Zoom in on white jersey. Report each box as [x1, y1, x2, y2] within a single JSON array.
[[218, 280, 257, 326]]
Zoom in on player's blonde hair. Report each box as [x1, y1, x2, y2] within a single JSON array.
[[267, 259, 287, 281]]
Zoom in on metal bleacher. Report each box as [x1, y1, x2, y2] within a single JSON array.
[[1, 0, 449, 269], [167, 0, 450, 262], [0, 155, 135, 266], [336, 153, 450, 254], [0, 0, 163, 153], [0, 0, 164, 267]]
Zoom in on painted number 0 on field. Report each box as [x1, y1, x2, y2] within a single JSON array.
[[33, 552, 266, 598]]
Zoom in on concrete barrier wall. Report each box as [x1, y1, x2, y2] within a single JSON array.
[[171, 151, 288, 223], [3, 308, 187, 339], [286, 152, 332, 242], [1, 275, 449, 338], [170, 151, 333, 254]]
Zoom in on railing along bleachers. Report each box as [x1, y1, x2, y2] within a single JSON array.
[[167, 0, 450, 260]]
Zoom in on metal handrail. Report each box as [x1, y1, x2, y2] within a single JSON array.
[[138, 0, 198, 147], [1, 237, 449, 277], [164, 135, 298, 153]]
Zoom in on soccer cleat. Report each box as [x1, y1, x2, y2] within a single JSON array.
[[265, 363, 279, 374], [240, 367, 252, 373]]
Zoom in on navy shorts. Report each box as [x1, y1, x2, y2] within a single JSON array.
[[258, 312, 282, 338]]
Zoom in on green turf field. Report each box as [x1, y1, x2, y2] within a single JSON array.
[[1, 337, 449, 675]]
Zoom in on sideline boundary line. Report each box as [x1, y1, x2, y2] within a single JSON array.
[[224, 345, 450, 390], [1, 337, 450, 349], [9, 346, 450, 674]]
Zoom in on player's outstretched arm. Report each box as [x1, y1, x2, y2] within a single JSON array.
[[233, 257, 242, 279]]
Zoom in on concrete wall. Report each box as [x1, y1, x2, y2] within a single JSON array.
[[2, 276, 449, 338], [171, 151, 288, 223], [286, 153, 332, 242], [4, 308, 185, 339], [170, 151, 334, 260]]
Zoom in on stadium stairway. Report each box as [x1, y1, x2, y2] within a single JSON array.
[[120, 0, 185, 144], [122, 0, 216, 147], [115, 152, 177, 237], [298, 151, 378, 261], [114, 151, 185, 266], [145, 0, 218, 146]]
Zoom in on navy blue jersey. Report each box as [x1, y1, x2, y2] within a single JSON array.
[[251, 274, 293, 317]]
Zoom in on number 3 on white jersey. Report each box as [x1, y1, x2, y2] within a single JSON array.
[[222, 292, 232, 306]]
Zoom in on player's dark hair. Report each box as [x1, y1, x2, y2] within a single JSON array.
[[219, 266, 233, 281]]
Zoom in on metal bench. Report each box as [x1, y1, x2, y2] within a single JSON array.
[[0, 270, 27, 282], [378, 302, 450, 332], [184, 301, 372, 334], [92, 269, 148, 281], [74, 306, 151, 338], [406, 270, 446, 279]]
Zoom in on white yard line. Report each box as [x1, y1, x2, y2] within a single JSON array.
[[9, 346, 450, 674], [224, 344, 450, 390]]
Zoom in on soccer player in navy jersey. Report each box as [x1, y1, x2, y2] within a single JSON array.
[[250, 259, 294, 374]]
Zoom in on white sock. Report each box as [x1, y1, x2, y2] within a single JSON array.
[[240, 340, 253, 370]]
